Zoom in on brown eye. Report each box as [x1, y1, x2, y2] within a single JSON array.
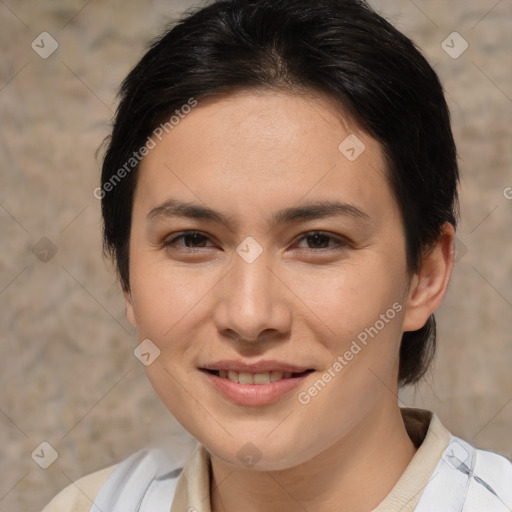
[[296, 231, 348, 251], [164, 231, 213, 249]]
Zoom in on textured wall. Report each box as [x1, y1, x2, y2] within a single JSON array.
[[1, 1, 511, 510]]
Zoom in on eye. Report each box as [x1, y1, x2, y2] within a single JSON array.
[[163, 231, 215, 249], [295, 231, 349, 251], [162, 230, 349, 252]]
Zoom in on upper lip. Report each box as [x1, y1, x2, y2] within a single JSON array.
[[200, 360, 313, 373]]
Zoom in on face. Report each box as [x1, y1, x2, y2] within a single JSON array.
[[124, 89, 421, 470]]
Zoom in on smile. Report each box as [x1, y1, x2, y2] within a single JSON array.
[[200, 368, 315, 406], [206, 369, 313, 385]]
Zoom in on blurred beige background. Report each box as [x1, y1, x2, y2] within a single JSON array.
[[0, 1, 511, 510]]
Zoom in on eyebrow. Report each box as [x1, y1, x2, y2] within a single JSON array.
[[147, 198, 371, 228]]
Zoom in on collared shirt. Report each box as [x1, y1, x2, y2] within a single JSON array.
[[41, 408, 512, 512]]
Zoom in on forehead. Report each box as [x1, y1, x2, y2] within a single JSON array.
[[135, 89, 398, 227]]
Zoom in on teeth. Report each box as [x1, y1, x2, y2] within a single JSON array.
[[238, 372, 253, 384], [253, 372, 270, 384], [216, 370, 296, 384], [270, 371, 284, 382]]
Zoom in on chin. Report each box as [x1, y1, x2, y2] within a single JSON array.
[[201, 433, 317, 472]]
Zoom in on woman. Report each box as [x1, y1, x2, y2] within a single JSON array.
[[43, 0, 512, 510]]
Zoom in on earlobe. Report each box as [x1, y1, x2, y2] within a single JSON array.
[[123, 287, 137, 328], [402, 222, 455, 332]]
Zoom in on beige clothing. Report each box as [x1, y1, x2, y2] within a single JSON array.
[[41, 465, 116, 512], [42, 408, 452, 512]]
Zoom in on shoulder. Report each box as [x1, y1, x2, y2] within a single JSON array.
[[41, 447, 185, 512], [415, 435, 512, 511], [41, 464, 117, 512], [470, 440, 512, 504], [90, 447, 184, 510]]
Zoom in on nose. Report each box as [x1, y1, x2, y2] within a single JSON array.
[[213, 246, 292, 345]]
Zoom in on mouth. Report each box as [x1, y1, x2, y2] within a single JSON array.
[[202, 368, 315, 385], [200, 367, 315, 405]]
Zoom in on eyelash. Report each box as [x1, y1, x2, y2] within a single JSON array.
[[162, 230, 350, 252]]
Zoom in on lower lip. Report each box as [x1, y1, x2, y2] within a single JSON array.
[[200, 370, 312, 406]]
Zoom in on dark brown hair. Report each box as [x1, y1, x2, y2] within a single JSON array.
[[100, 0, 459, 386]]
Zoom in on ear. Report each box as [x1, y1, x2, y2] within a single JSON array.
[[402, 222, 455, 332], [123, 286, 137, 328]]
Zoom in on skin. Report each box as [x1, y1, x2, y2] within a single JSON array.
[[123, 89, 455, 512]]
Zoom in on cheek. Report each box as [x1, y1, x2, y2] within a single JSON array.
[[288, 258, 405, 344], [299, 259, 407, 399], [130, 261, 205, 338]]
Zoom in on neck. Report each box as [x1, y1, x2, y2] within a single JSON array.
[[210, 404, 417, 512]]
